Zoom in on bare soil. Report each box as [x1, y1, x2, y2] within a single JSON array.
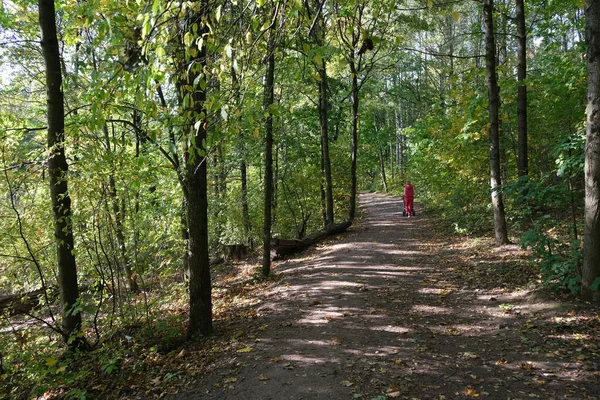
[[170, 192, 600, 400]]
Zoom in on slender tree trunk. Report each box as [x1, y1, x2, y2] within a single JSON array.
[[516, 0, 528, 178], [181, 0, 212, 336], [583, 0, 600, 302], [103, 124, 137, 292], [483, 0, 510, 245], [232, 62, 252, 247], [39, 0, 83, 345], [349, 57, 359, 220], [240, 158, 251, 245], [379, 147, 388, 193], [318, 59, 334, 225], [262, 21, 276, 277], [320, 139, 327, 227]]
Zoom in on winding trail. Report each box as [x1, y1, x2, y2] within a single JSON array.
[[172, 192, 599, 400]]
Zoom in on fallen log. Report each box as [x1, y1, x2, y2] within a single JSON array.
[[0, 288, 58, 316], [271, 220, 352, 259]]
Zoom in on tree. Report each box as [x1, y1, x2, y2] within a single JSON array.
[[38, 0, 83, 345], [178, 0, 213, 337], [483, 0, 510, 245], [516, 0, 528, 178], [262, 2, 280, 277], [583, 0, 600, 302], [305, 0, 335, 226]]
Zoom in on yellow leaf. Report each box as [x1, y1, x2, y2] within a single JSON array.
[[253, 127, 260, 138], [259, 374, 269, 381], [45, 358, 58, 367], [427, 0, 433, 8], [223, 377, 237, 383], [452, 11, 460, 22], [55, 365, 67, 374], [313, 53, 323, 66], [237, 346, 253, 353]]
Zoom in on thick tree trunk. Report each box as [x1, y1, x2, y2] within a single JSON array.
[[483, 0, 510, 245], [516, 0, 528, 178], [583, 0, 600, 302], [262, 28, 276, 278], [349, 57, 359, 220], [180, 0, 212, 337], [39, 0, 83, 345]]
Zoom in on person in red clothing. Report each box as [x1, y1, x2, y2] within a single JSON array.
[[403, 181, 415, 217]]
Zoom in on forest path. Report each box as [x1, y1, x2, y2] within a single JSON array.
[[171, 192, 599, 400]]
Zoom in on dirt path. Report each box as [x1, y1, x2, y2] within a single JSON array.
[[171, 192, 600, 400]]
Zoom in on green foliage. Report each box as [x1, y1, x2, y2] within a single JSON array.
[[520, 221, 582, 292]]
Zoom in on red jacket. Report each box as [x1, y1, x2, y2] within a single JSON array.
[[404, 184, 414, 198]]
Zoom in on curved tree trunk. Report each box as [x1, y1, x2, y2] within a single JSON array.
[[583, 0, 600, 302], [483, 0, 510, 245], [39, 0, 83, 345]]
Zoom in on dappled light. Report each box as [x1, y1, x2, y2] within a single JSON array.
[[168, 192, 599, 400]]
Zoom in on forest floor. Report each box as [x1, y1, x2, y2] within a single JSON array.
[[159, 192, 600, 400]]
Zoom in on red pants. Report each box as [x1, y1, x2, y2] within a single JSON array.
[[404, 196, 414, 214]]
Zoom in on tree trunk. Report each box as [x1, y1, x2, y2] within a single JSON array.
[[583, 0, 600, 302], [39, 0, 83, 345], [180, 0, 212, 337], [483, 0, 510, 245], [103, 124, 137, 292], [379, 147, 388, 193], [232, 62, 253, 247], [262, 25, 276, 278], [516, 0, 528, 178], [349, 56, 359, 220], [318, 59, 334, 226]]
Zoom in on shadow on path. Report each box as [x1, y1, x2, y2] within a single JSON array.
[[172, 192, 599, 400]]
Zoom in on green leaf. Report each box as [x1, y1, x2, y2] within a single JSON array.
[[313, 53, 323, 67], [184, 32, 194, 47], [156, 46, 165, 59], [591, 277, 600, 292]]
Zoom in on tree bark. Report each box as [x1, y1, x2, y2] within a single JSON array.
[[349, 55, 359, 220], [179, 0, 212, 337], [318, 58, 334, 226], [39, 0, 83, 345], [483, 0, 510, 245], [262, 23, 276, 278], [231, 59, 252, 247], [516, 0, 528, 178], [583, 0, 600, 302], [379, 147, 388, 193]]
